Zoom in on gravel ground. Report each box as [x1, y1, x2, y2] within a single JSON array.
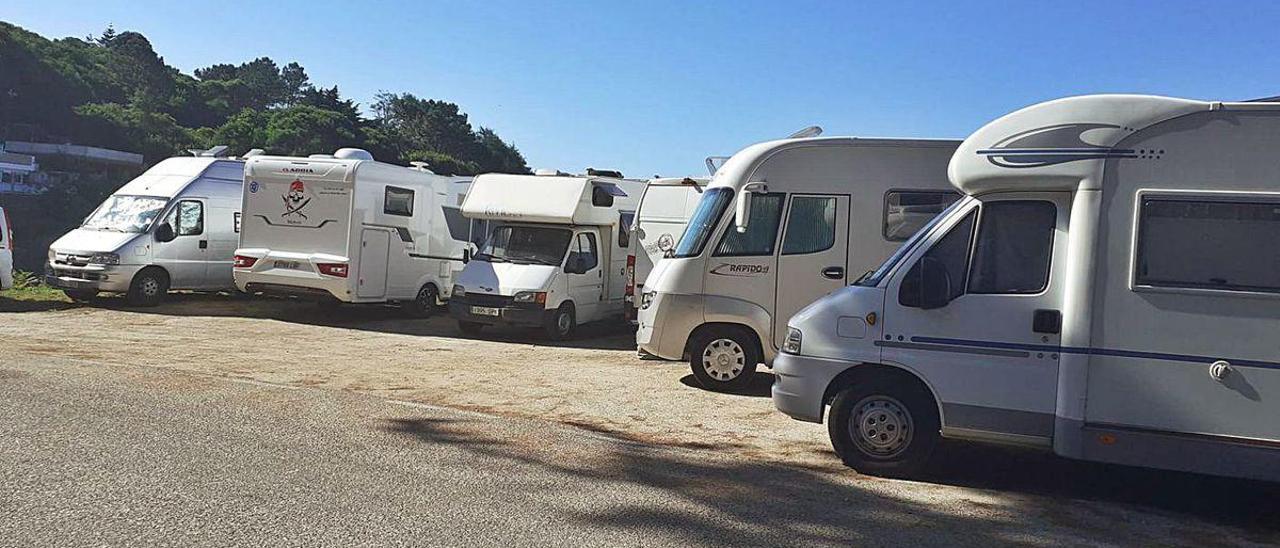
[[2, 293, 1278, 545]]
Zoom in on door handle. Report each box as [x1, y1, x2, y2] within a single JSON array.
[[199, 240, 208, 249], [1033, 309, 1061, 334], [821, 266, 845, 280]]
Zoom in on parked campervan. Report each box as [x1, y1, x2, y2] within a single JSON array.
[[637, 137, 960, 390], [625, 176, 707, 321], [233, 149, 471, 316], [773, 94, 1280, 482], [450, 171, 645, 339], [45, 147, 246, 306], [0, 206, 12, 290]]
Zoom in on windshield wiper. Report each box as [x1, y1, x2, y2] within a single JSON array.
[[508, 255, 557, 266], [474, 253, 505, 263]]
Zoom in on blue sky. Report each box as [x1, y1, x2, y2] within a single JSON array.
[[7, 1, 1280, 176]]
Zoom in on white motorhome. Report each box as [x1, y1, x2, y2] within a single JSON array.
[[0, 206, 12, 290], [450, 171, 645, 339], [233, 149, 471, 316], [773, 95, 1280, 482], [637, 137, 960, 390], [625, 176, 707, 321], [45, 147, 245, 306]]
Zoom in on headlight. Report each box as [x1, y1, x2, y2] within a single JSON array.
[[452, 284, 465, 296], [782, 327, 803, 354], [90, 252, 120, 265], [513, 291, 547, 305]]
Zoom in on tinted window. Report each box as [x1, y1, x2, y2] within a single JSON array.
[[781, 196, 837, 255], [384, 186, 414, 216], [674, 188, 733, 258], [441, 206, 470, 241], [714, 193, 784, 257], [175, 200, 204, 236], [884, 191, 961, 241], [618, 211, 635, 248], [469, 219, 489, 247], [968, 201, 1057, 294], [568, 232, 599, 271], [899, 209, 975, 305], [1136, 197, 1280, 293]]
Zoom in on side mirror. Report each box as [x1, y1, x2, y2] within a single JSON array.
[[155, 222, 175, 243], [899, 256, 953, 309], [734, 181, 767, 233], [462, 248, 471, 264]]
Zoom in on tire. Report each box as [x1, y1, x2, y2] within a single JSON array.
[[405, 284, 438, 318], [125, 269, 168, 307], [827, 375, 940, 478], [543, 303, 576, 340], [458, 321, 485, 336], [64, 289, 98, 303], [688, 326, 760, 392]]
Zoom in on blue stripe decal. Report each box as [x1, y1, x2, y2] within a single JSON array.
[[908, 336, 1280, 370], [976, 148, 1136, 154]]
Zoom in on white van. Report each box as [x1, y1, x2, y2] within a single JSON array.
[[0, 206, 12, 290], [46, 147, 245, 306], [450, 171, 644, 339], [233, 149, 471, 316], [637, 137, 959, 390], [625, 176, 707, 321], [773, 95, 1280, 482]]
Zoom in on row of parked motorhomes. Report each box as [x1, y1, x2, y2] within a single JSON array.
[[40, 94, 1280, 482]]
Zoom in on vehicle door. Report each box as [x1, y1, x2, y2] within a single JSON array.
[[565, 231, 604, 321], [773, 194, 850, 347], [880, 193, 1072, 440], [358, 228, 391, 298], [154, 198, 209, 289]]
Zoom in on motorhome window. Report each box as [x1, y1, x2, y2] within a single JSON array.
[[478, 225, 572, 266], [898, 209, 976, 305], [714, 193, 785, 257], [174, 200, 204, 236], [1135, 197, 1280, 293], [469, 219, 489, 247], [568, 232, 599, 272], [968, 201, 1056, 294], [781, 196, 837, 255], [384, 186, 414, 217], [673, 187, 734, 258], [857, 198, 968, 287], [618, 211, 636, 248], [884, 191, 961, 241], [592, 186, 614, 207], [441, 206, 471, 241], [81, 195, 170, 233]]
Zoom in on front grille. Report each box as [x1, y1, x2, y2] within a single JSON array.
[[463, 293, 514, 307], [55, 254, 92, 267], [53, 269, 101, 281]]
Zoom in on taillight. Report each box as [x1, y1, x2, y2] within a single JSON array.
[[624, 254, 636, 296], [233, 255, 258, 268], [3, 212, 12, 252], [317, 263, 348, 278]]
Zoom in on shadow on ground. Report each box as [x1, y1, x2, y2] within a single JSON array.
[[381, 416, 1280, 546], [678, 373, 775, 398]]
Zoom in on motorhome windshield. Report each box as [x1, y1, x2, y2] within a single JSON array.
[[672, 187, 734, 258], [81, 195, 170, 233], [854, 197, 969, 287], [477, 226, 573, 266]]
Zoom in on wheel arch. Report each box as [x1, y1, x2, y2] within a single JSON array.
[[134, 264, 170, 286], [822, 362, 945, 428], [684, 322, 764, 364]]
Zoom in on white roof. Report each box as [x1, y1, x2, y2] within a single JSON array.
[[710, 136, 960, 192], [116, 157, 238, 197], [463, 173, 644, 225]]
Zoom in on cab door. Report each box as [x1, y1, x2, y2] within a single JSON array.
[[880, 193, 1072, 440], [154, 199, 208, 289], [773, 194, 850, 347], [565, 231, 603, 321]]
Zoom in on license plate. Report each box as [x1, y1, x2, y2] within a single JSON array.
[[273, 260, 303, 270], [471, 306, 500, 317]]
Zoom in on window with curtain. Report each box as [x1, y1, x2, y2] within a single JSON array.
[[175, 200, 204, 236], [781, 196, 837, 255], [384, 186, 414, 217], [713, 193, 785, 256], [1136, 197, 1280, 293], [899, 209, 976, 305], [968, 201, 1056, 294]]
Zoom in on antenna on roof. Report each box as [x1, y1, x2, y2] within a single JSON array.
[[788, 126, 823, 139], [409, 161, 435, 174], [705, 156, 729, 175]]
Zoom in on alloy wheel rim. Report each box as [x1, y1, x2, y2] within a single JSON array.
[[848, 395, 914, 459], [701, 338, 746, 381]]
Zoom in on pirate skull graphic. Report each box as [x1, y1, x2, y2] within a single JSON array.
[[282, 180, 311, 219]]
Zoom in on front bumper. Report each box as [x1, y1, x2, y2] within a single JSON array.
[[448, 295, 548, 327], [44, 262, 139, 293], [771, 352, 853, 424], [635, 292, 703, 361]]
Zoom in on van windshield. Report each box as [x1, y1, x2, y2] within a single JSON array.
[[82, 195, 170, 233], [854, 197, 969, 287], [476, 226, 572, 266], [673, 187, 733, 258]]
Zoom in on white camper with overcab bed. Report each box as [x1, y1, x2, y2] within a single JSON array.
[[233, 149, 472, 316], [45, 147, 246, 306], [636, 136, 960, 391], [450, 171, 644, 339], [773, 95, 1280, 482]]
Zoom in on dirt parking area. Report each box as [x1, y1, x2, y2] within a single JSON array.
[[3, 293, 1279, 544]]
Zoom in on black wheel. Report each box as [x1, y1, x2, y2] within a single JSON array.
[[458, 321, 485, 336], [827, 375, 940, 478], [64, 289, 98, 303], [542, 303, 576, 340], [126, 269, 168, 307], [405, 284, 438, 318], [688, 326, 760, 392]]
